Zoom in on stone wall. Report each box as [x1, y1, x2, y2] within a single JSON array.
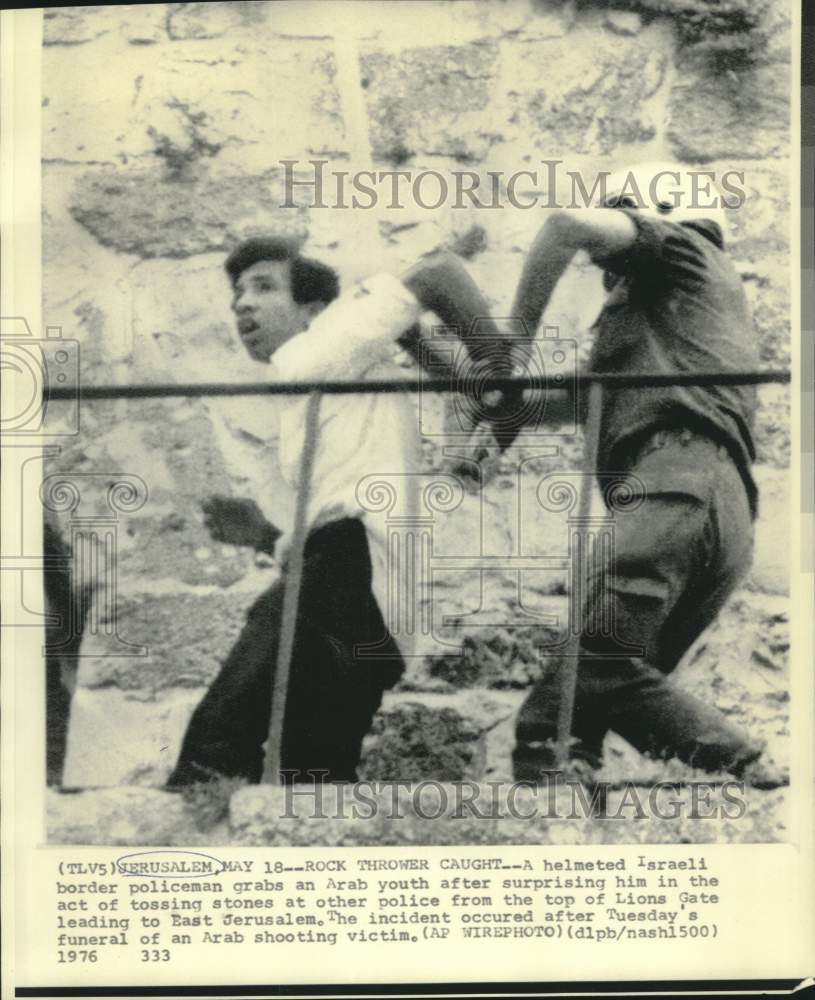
[[41, 1, 792, 805]]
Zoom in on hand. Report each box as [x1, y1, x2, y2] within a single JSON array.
[[201, 496, 280, 552]]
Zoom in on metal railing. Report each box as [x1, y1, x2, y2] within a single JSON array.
[[45, 368, 791, 782], [47, 370, 790, 401]]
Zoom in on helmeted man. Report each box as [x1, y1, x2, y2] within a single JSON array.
[[510, 162, 783, 787]]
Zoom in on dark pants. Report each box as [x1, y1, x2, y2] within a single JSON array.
[[167, 518, 403, 786], [514, 429, 763, 777]]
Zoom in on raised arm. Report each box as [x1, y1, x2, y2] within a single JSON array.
[[504, 209, 639, 431], [401, 251, 505, 368], [400, 251, 520, 449], [510, 208, 637, 336]]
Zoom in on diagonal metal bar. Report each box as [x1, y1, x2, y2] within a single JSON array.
[[556, 381, 604, 769], [43, 368, 791, 401], [261, 391, 322, 786]]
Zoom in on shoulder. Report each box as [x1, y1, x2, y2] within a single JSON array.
[[307, 272, 421, 346], [343, 272, 421, 324], [274, 272, 421, 381], [594, 212, 729, 287]]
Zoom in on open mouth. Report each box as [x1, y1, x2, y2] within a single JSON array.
[[238, 319, 259, 335]]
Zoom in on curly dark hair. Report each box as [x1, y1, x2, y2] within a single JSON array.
[[225, 237, 339, 306]]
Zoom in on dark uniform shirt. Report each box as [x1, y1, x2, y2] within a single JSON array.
[[588, 211, 759, 514]]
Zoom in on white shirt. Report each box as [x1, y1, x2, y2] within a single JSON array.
[[261, 272, 424, 647]]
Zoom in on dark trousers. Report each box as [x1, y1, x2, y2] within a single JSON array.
[[167, 518, 403, 786], [514, 429, 762, 776]]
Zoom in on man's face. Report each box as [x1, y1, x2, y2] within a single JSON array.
[[231, 259, 311, 363]]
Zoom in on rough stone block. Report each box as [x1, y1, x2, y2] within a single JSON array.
[[128, 253, 254, 380], [43, 42, 159, 162], [47, 787, 218, 845], [74, 586, 263, 693], [43, 7, 115, 46], [41, 169, 145, 392], [359, 690, 517, 781], [166, 1, 271, 41], [753, 384, 790, 469], [747, 465, 790, 594], [725, 162, 790, 262], [425, 624, 559, 689], [677, 590, 789, 770], [43, 5, 167, 47], [68, 168, 307, 259], [508, 26, 669, 155], [667, 59, 790, 161], [356, 0, 574, 47], [141, 42, 344, 172], [42, 393, 260, 590], [116, 511, 257, 591], [45, 30, 343, 165], [739, 258, 790, 369], [361, 43, 499, 163], [755, 0, 793, 64], [117, 397, 234, 508], [62, 687, 203, 789]]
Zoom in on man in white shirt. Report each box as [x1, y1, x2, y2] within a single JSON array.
[[167, 237, 506, 787]]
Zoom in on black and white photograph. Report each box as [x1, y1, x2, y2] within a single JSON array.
[[1, 0, 811, 993], [27, 0, 797, 848], [30, 0, 797, 840]]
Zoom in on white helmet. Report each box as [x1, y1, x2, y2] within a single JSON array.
[[599, 160, 728, 236]]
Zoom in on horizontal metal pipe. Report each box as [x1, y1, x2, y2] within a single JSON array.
[[44, 369, 791, 401]]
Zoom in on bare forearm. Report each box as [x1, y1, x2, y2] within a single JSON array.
[[511, 208, 638, 336], [401, 252, 508, 371], [510, 216, 581, 337]]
